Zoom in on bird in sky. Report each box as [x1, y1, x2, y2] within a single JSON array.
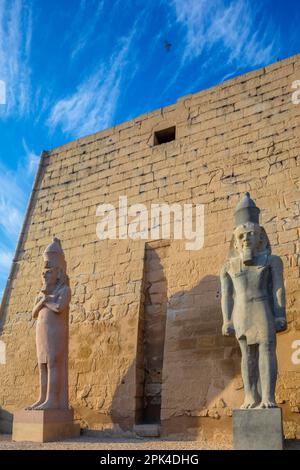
[[164, 40, 172, 52]]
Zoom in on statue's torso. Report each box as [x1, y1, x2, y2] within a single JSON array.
[[227, 254, 275, 344], [36, 287, 69, 364]]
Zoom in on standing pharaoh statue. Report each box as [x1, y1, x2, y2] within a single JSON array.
[[220, 193, 287, 409], [27, 237, 71, 410]]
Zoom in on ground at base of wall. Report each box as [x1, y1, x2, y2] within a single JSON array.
[[0, 434, 230, 450], [0, 434, 300, 450]]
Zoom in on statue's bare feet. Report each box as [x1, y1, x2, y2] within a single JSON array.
[[258, 400, 276, 409], [240, 396, 258, 409], [25, 399, 45, 410], [35, 399, 59, 410]]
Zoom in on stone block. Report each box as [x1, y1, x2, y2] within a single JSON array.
[[12, 409, 80, 443], [233, 408, 283, 450]]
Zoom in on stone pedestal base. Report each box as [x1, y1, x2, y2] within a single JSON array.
[[12, 409, 80, 443], [233, 408, 283, 450]]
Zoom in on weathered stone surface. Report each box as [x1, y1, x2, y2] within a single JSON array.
[[233, 408, 283, 450], [12, 409, 80, 443]]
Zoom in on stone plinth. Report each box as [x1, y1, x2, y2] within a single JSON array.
[[12, 409, 80, 442], [233, 408, 283, 450]]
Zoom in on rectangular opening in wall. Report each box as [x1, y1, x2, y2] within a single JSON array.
[[153, 126, 176, 146], [135, 241, 169, 426]]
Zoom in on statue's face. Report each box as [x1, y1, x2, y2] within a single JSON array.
[[234, 223, 261, 255], [42, 261, 58, 288]]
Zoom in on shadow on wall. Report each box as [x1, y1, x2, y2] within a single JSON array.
[[0, 409, 13, 434], [162, 275, 243, 435], [106, 249, 243, 440], [160, 273, 243, 439]]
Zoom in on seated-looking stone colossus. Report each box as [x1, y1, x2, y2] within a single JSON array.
[[220, 193, 287, 409], [27, 237, 71, 410]]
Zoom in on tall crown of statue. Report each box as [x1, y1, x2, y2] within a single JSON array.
[[234, 192, 260, 227], [43, 237, 66, 272]]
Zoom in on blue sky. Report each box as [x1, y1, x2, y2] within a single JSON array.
[[0, 0, 299, 299]]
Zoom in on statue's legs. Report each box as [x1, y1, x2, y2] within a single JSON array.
[[36, 361, 60, 409], [258, 341, 277, 408], [25, 363, 47, 410], [239, 338, 260, 409], [59, 355, 68, 409]]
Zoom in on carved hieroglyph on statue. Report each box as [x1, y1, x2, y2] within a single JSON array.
[[27, 237, 71, 410], [220, 193, 287, 410]]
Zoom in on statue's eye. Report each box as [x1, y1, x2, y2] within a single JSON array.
[[239, 234, 243, 239]]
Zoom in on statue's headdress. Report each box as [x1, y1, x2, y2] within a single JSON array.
[[43, 237, 66, 272], [228, 193, 271, 258], [234, 192, 260, 227], [42, 237, 69, 288]]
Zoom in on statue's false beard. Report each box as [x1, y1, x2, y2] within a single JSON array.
[[242, 247, 253, 265], [41, 281, 49, 294], [42, 279, 56, 294]]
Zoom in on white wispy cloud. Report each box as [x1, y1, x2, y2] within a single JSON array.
[[170, 0, 278, 68], [70, 0, 104, 60], [0, 0, 32, 117], [0, 140, 39, 238], [0, 166, 26, 237], [22, 138, 39, 175], [0, 245, 14, 304], [0, 145, 39, 301], [47, 31, 137, 137], [0, 246, 13, 273]]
